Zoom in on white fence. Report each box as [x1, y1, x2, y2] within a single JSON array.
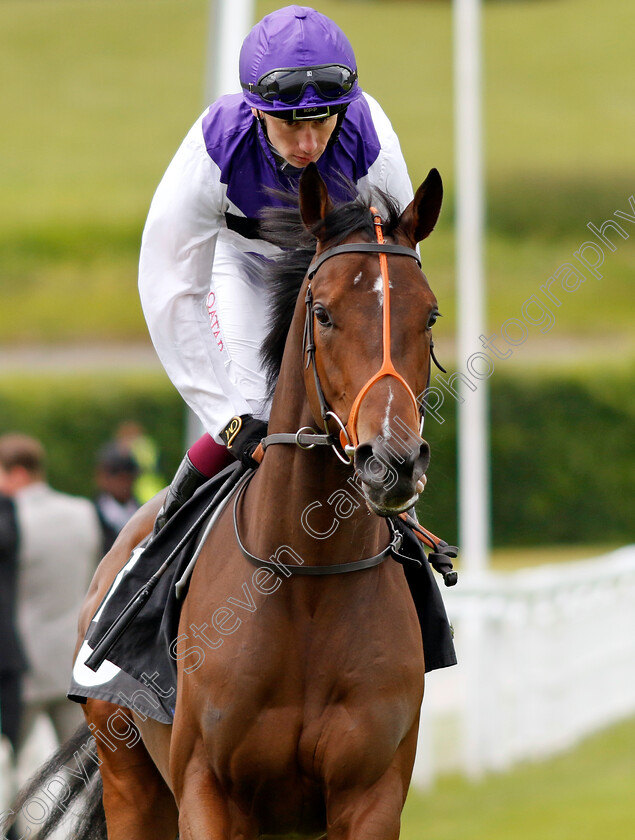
[[4, 547, 635, 810], [413, 545, 635, 787]]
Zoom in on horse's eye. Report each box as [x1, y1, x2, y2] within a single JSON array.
[[427, 310, 441, 329], [314, 305, 332, 327]]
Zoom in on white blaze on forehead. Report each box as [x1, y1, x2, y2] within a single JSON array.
[[372, 274, 393, 304], [373, 274, 383, 306], [382, 385, 394, 438], [353, 271, 363, 285]]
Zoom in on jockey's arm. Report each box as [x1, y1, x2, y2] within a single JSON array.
[[138, 116, 253, 442]]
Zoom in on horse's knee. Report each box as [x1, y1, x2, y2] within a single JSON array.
[[84, 701, 178, 839], [325, 762, 407, 840]]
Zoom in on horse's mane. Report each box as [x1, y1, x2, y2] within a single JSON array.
[[259, 186, 403, 396]]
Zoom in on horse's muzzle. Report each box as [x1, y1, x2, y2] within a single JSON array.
[[353, 435, 431, 516]]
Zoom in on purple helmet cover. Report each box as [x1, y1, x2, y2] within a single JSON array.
[[239, 6, 360, 111]]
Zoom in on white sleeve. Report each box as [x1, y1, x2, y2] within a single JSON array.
[[138, 115, 252, 439], [358, 92, 414, 213]]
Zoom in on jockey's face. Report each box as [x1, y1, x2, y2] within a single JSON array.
[[255, 109, 338, 168]]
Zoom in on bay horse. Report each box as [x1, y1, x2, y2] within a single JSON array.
[[5, 164, 443, 840]]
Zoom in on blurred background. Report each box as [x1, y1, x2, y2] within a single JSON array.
[[1, 1, 633, 837]]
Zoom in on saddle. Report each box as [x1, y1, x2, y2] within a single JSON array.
[[68, 463, 457, 723]]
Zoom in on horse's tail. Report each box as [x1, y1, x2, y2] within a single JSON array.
[[1, 722, 106, 840]]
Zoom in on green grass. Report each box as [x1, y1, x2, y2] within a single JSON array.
[[0, 0, 207, 341], [1, 0, 634, 346], [401, 716, 635, 840]]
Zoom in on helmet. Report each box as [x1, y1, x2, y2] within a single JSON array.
[[239, 6, 361, 118]]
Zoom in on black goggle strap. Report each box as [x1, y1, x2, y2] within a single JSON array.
[[270, 105, 341, 122]]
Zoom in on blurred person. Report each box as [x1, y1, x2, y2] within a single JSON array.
[[113, 420, 165, 504], [0, 492, 25, 750], [0, 434, 101, 750], [94, 442, 141, 554], [0, 491, 26, 837], [139, 5, 415, 533]]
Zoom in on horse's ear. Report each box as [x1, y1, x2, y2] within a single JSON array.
[[400, 168, 443, 244], [299, 163, 334, 234]]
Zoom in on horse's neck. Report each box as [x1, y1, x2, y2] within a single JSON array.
[[244, 317, 386, 564], [250, 448, 383, 564]]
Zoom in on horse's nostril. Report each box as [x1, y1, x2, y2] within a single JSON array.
[[355, 436, 430, 490], [417, 440, 431, 476], [354, 443, 390, 490]]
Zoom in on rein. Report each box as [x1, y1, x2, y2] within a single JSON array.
[[233, 472, 404, 576], [238, 212, 457, 581]]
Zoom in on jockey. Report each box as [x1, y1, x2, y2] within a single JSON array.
[[139, 5, 415, 532]]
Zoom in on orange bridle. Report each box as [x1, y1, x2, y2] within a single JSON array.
[[304, 209, 422, 463], [342, 209, 421, 450]]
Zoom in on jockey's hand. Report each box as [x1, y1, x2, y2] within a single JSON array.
[[221, 414, 268, 469]]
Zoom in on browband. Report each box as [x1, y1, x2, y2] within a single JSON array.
[[307, 243, 421, 279]]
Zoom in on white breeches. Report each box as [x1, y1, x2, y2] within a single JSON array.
[[206, 233, 273, 423]]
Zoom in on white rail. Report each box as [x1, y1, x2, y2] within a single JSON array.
[[413, 545, 635, 786], [5, 548, 634, 806]]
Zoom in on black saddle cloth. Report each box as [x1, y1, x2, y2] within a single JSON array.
[[69, 464, 456, 723]]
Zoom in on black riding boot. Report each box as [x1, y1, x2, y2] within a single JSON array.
[[153, 453, 207, 535]]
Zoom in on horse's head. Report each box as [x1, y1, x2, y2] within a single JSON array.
[[299, 164, 443, 516]]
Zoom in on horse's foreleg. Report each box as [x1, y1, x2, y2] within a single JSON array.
[[173, 743, 257, 840], [84, 699, 179, 840], [326, 779, 402, 840], [324, 729, 418, 840]]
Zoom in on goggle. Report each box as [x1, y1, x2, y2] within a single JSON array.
[[242, 63, 358, 105]]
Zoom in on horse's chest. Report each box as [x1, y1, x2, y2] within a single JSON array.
[[204, 646, 421, 793]]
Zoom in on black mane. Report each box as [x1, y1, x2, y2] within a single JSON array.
[[259, 188, 403, 396]]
